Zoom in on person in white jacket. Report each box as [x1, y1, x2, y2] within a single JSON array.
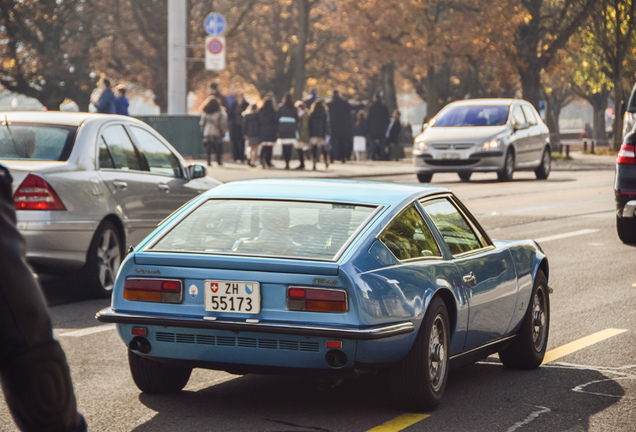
[[200, 96, 228, 166]]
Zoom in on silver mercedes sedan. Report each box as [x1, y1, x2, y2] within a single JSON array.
[[413, 98, 551, 182], [0, 112, 219, 297]]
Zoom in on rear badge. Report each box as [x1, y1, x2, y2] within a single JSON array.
[[313, 278, 338, 286], [189, 284, 198, 297]]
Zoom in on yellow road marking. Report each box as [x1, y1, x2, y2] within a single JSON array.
[[542, 328, 628, 364], [365, 413, 430, 432]]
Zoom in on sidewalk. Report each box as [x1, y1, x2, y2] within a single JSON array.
[[193, 151, 615, 184]]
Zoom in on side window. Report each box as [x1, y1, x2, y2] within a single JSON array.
[[421, 198, 482, 256], [521, 105, 538, 126], [99, 139, 115, 168], [100, 125, 141, 170], [379, 205, 441, 261], [129, 126, 181, 176], [512, 106, 526, 127]]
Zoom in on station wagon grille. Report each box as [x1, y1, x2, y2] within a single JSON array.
[[155, 332, 320, 352], [431, 143, 473, 150]]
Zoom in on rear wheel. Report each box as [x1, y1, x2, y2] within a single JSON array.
[[616, 215, 636, 243], [389, 297, 450, 411], [499, 270, 549, 369], [458, 171, 472, 182], [84, 221, 123, 298], [497, 149, 515, 182], [128, 350, 192, 393], [535, 147, 551, 179], [417, 172, 433, 183]]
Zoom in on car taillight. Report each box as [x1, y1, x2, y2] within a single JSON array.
[[617, 143, 636, 165], [13, 174, 66, 210], [124, 278, 183, 303], [287, 287, 348, 312]]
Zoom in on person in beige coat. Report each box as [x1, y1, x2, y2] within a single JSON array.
[[200, 97, 228, 166]]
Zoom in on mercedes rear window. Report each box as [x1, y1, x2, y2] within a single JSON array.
[[149, 199, 378, 260], [0, 123, 77, 161]]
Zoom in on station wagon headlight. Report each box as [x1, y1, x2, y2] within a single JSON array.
[[480, 138, 500, 151]]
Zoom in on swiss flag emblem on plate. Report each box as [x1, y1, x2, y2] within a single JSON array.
[[210, 283, 219, 293]]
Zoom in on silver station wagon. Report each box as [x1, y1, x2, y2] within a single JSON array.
[[413, 98, 551, 182], [0, 112, 219, 297]]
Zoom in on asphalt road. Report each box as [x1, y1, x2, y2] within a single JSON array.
[[1, 166, 634, 432]]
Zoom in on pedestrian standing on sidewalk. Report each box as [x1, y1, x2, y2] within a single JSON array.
[[114, 85, 130, 116], [327, 89, 353, 163], [295, 101, 310, 170], [92, 77, 116, 114], [0, 165, 87, 432], [229, 93, 249, 163], [277, 93, 299, 170], [200, 96, 228, 166], [308, 98, 331, 170], [242, 103, 261, 167], [353, 110, 368, 161], [367, 92, 390, 160], [258, 97, 278, 169], [386, 109, 402, 161]]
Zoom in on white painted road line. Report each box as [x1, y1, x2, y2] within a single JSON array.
[[59, 324, 116, 337], [535, 229, 599, 243]]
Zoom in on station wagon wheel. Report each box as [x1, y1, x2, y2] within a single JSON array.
[[497, 149, 515, 181], [417, 172, 433, 183], [128, 350, 192, 393], [499, 269, 550, 369], [84, 221, 123, 298], [389, 296, 450, 411], [535, 147, 551, 180]]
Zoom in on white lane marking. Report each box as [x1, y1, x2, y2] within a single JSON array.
[[534, 229, 599, 243], [506, 405, 551, 432], [59, 324, 116, 337]]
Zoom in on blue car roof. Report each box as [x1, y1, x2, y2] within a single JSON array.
[[202, 178, 449, 207]]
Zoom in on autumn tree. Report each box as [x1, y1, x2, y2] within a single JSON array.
[[0, 0, 99, 110], [496, 0, 597, 111]]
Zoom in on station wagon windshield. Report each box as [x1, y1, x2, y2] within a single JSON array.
[[0, 123, 77, 161], [150, 199, 378, 260], [432, 105, 509, 127]]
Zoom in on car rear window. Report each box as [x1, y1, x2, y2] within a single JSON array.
[[149, 199, 378, 260], [0, 123, 77, 161], [432, 105, 509, 127]]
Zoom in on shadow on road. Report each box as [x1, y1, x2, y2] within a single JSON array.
[[129, 361, 625, 431]]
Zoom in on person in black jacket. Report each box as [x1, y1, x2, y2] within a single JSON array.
[[327, 89, 353, 163], [308, 98, 331, 170], [386, 109, 402, 161], [277, 93, 299, 170], [258, 97, 278, 169], [367, 92, 390, 160], [0, 165, 86, 432], [228, 93, 249, 163]]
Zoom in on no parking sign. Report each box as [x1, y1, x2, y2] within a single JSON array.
[[205, 36, 225, 70]]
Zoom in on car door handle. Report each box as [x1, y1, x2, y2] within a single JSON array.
[[158, 183, 170, 193], [463, 272, 476, 284], [112, 181, 128, 191]]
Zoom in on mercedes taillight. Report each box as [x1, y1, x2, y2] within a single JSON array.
[[13, 174, 66, 210]]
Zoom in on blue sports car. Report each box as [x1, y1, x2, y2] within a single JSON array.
[[97, 178, 550, 411]]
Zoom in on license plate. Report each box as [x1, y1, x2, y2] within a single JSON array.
[[204, 280, 261, 314], [436, 152, 460, 160]]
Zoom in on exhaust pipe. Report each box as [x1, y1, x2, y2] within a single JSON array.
[[325, 349, 347, 368], [129, 336, 151, 354]]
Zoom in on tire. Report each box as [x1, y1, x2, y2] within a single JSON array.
[[535, 147, 551, 180], [84, 221, 123, 298], [389, 297, 450, 411], [417, 172, 433, 183], [128, 350, 192, 393], [497, 149, 515, 182], [458, 171, 472, 182], [499, 270, 550, 369], [616, 215, 636, 243]]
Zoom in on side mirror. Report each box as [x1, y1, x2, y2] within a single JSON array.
[[187, 164, 207, 180], [513, 122, 529, 132]]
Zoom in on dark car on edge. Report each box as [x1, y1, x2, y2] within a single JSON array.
[[615, 126, 636, 243]]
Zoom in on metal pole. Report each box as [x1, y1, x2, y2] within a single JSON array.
[[168, 0, 187, 114]]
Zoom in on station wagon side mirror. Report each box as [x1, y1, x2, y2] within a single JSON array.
[[513, 122, 529, 132], [187, 164, 207, 180]]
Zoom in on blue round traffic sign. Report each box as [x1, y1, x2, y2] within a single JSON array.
[[204, 13, 226, 35]]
